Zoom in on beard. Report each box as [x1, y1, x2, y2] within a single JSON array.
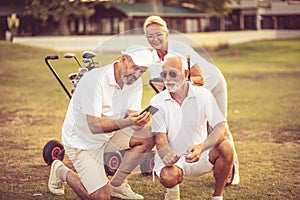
[[123, 74, 137, 85], [164, 76, 185, 93]]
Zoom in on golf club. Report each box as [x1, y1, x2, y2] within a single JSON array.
[[82, 50, 96, 67], [45, 55, 72, 99], [187, 54, 191, 81], [149, 78, 165, 94], [64, 53, 82, 68]]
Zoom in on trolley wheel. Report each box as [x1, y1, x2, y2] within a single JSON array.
[[225, 165, 235, 186], [104, 151, 122, 176], [140, 151, 155, 176], [43, 140, 65, 166]]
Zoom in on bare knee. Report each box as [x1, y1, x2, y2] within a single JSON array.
[[160, 165, 183, 188], [130, 127, 155, 152], [90, 184, 110, 200], [209, 139, 234, 164], [142, 135, 155, 152], [217, 139, 234, 161]]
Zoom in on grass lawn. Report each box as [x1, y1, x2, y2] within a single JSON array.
[[0, 38, 299, 200]]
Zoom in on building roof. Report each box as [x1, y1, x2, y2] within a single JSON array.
[[230, 0, 300, 16], [260, 1, 300, 15], [111, 3, 206, 17], [230, 0, 257, 9]]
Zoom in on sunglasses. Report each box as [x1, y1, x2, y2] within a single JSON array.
[[160, 70, 178, 79]]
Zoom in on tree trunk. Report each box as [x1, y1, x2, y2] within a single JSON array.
[[59, 16, 70, 35]]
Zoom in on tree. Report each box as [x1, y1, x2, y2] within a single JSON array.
[[23, 0, 97, 35]]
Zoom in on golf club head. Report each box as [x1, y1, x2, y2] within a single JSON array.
[[93, 61, 101, 67], [78, 68, 88, 74], [82, 51, 96, 59], [68, 73, 78, 81], [68, 73, 80, 86], [64, 53, 76, 58], [82, 59, 91, 64], [45, 55, 59, 60], [64, 53, 82, 68], [84, 61, 101, 69]]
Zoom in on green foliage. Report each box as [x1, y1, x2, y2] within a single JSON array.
[[23, 0, 95, 22]]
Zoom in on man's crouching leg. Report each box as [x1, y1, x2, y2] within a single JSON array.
[[110, 126, 155, 186], [109, 126, 154, 199], [160, 165, 183, 189], [89, 184, 110, 200], [209, 139, 234, 197]]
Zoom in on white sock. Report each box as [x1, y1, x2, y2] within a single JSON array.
[[110, 170, 129, 187], [167, 184, 179, 192], [212, 196, 223, 200], [166, 185, 180, 199], [56, 164, 70, 182]]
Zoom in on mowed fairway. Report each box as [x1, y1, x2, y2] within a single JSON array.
[[0, 39, 299, 199]]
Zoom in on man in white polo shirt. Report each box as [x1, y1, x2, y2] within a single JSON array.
[[150, 55, 234, 200], [48, 45, 154, 199]]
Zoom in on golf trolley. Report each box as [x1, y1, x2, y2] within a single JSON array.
[[43, 52, 154, 176]]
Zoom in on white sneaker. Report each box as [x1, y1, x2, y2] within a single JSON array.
[[231, 173, 240, 185], [164, 190, 180, 200], [48, 160, 65, 195], [109, 180, 144, 199]]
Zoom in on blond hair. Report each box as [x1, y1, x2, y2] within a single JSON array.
[[143, 16, 169, 33]]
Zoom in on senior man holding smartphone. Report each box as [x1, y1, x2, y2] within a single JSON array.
[[47, 45, 155, 200]]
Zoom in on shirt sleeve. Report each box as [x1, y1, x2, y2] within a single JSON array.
[[204, 90, 226, 127], [182, 43, 199, 67], [174, 41, 212, 70], [81, 72, 103, 118], [169, 41, 198, 67]]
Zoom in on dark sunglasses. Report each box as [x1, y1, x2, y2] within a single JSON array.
[[160, 70, 178, 79]]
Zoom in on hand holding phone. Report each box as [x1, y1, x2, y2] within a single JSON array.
[[139, 105, 159, 115]]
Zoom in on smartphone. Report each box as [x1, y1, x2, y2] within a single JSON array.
[[140, 105, 159, 115]]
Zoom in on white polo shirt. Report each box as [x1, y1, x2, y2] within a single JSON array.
[[62, 63, 143, 150], [149, 39, 222, 91], [150, 83, 225, 170]]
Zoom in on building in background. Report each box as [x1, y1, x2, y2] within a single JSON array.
[[70, 0, 300, 35], [224, 0, 300, 31], [0, 0, 299, 38]]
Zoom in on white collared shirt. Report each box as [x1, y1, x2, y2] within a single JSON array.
[[150, 83, 225, 170], [62, 63, 143, 150]]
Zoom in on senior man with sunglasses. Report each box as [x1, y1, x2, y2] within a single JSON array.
[[149, 55, 234, 200]]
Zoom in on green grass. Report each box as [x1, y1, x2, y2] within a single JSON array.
[[212, 40, 300, 138], [0, 39, 299, 199]]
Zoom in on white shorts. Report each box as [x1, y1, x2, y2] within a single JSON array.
[[182, 149, 214, 177], [156, 149, 214, 178], [64, 128, 133, 194]]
